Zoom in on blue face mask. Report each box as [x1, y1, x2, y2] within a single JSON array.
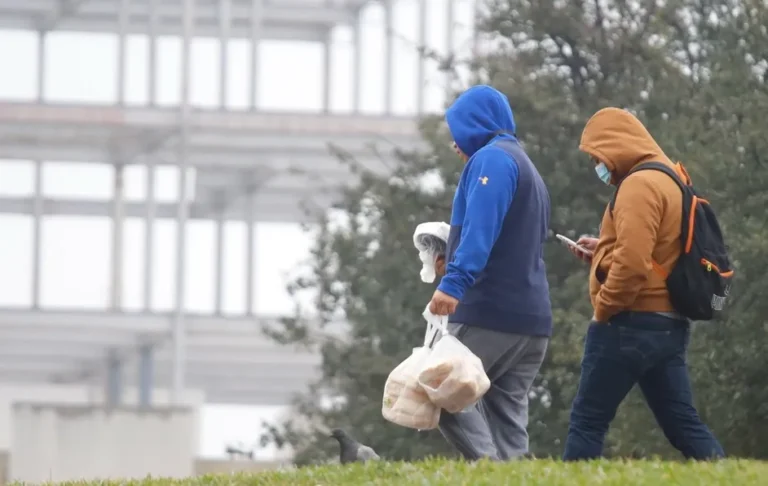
[[595, 162, 612, 185]]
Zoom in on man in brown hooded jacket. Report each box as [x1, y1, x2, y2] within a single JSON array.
[[562, 108, 724, 460]]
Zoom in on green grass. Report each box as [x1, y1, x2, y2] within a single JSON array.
[[36, 458, 768, 486]]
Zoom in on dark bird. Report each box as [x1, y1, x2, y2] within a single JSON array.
[[224, 443, 254, 460], [330, 428, 381, 464]]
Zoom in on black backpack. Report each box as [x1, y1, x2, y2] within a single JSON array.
[[609, 161, 734, 321]]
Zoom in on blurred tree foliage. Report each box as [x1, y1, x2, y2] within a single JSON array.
[[261, 0, 768, 463]]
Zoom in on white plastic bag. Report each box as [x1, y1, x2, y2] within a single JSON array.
[[381, 346, 441, 430], [413, 222, 450, 283], [417, 308, 491, 414], [381, 317, 442, 430]]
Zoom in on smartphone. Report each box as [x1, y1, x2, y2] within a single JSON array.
[[556, 234, 593, 256]]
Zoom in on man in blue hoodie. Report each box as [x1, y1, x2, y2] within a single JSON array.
[[428, 85, 552, 460]]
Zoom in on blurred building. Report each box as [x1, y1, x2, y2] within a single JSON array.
[[0, 0, 474, 481]]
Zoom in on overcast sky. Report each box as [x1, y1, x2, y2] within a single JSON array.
[[0, 0, 475, 459]]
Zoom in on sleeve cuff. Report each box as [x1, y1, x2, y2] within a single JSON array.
[[593, 301, 616, 323], [593, 309, 608, 323], [437, 277, 465, 301]]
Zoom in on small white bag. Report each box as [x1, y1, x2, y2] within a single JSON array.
[[417, 308, 491, 414], [412, 222, 451, 283], [381, 316, 442, 430]]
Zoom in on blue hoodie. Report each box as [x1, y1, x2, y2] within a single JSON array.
[[438, 85, 552, 337]]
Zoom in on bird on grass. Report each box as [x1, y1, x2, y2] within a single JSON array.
[[330, 428, 381, 464]]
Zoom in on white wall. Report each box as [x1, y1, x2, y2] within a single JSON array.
[[10, 404, 198, 482], [0, 384, 204, 451]]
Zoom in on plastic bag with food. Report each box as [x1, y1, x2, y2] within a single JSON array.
[[417, 309, 490, 414], [381, 345, 441, 430]]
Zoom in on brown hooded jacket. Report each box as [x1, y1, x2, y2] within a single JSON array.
[[579, 108, 689, 322]]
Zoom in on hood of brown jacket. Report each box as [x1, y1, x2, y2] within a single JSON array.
[[579, 107, 672, 182]]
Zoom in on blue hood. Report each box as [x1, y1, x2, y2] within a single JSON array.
[[445, 85, 517, 157]]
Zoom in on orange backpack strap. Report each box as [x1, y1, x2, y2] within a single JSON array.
[[674, 162, 693, 186]]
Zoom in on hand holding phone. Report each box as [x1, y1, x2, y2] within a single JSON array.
[[556, 234, 595, 259]]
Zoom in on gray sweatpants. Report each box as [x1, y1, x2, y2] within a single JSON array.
[[434, 322, 548, 461]]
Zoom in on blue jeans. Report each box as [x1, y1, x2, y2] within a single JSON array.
[[563, 311, 724, 461]]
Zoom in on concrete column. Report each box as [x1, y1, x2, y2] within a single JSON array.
[[144, 159, 156, 311], [249, 0, 263, 109], [172, 0, 195, 404], [116, 0, 129, 105], [352, 16, 362, 113], [214, 203, 225, 315], [383, 0, 394, 114], [245, 190, 255, 315], [322, 32, 332, 112], [219, 0, 231, 108], [138, 344, 154, 407], [37, 30, 46, 101], [417, 0, 427, 114], [111, 164, 125, 310], [148, 0, 158, 105], [31, 160, 43, 308], [471, 0, 480, 57], [445, 0, 455, 100], [106, 350, 123, 407]]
